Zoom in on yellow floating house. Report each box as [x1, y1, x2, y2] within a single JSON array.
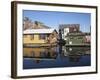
[[23, 29, 58, 45]]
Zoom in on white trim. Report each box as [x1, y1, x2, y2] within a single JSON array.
[[24, 29, 56, 34]]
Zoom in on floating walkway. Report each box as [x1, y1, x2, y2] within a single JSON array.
[[23, 43, 57, 47], [65, 44, 90, 47]]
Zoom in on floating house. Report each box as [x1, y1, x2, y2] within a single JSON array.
[[59, 24, 91, 45], [59, 24, 80, 40], [66, 32, 86, 45], [23, 29, 58, 45], [65, 32, 91, 45]]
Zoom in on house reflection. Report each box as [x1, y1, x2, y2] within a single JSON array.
[[60, 46, 90, 62], [23, 46, 90, 64], [23, 47, 58, 63], [60, 46, 90, 56], [68, 55, 81, 62]]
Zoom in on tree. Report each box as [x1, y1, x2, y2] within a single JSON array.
[[23, 17, 33, 30]]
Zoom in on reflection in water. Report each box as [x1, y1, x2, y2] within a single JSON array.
[[24, 47, 58, 60], [23, 46, 91, 69]]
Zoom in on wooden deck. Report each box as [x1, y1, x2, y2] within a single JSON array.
[[23, 43, 57, 47], [66, 44, 90, 47]]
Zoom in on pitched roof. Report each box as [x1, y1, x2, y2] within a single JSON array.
[[67, 32, 85, 36], [23, 29, 57, 34], [59, 24, 80, 29]]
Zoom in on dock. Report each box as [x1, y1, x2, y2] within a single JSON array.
[[65, 44, 90, 47], [23, 43, 57, 48]]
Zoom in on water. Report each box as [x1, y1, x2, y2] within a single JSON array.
[[23, 46, 91, 69]]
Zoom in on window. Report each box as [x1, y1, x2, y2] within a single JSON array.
[[39, 34, 46, 39], [24, 35, 27, 38], [62, 29, 64, 34], [31, 35, 34, 40], [78, 36, 82, 39], [47, 34, 50, 37], [70, 37, 73, 39]]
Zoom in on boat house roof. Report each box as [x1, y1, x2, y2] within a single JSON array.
[[23, 29, 57, 34]]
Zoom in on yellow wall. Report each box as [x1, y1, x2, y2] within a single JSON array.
[[23, 34, 46, 44]]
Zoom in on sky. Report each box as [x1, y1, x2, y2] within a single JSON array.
[[23, 10, 91, 32]]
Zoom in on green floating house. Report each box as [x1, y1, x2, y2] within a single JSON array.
[[59, 24, 91, 45], [66, 32, 85, 45]]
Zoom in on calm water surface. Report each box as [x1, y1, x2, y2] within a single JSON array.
[[23, 46, 91, 69]]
